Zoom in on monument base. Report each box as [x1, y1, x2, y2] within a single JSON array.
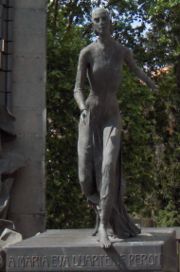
[[5, 228, 177, 271]]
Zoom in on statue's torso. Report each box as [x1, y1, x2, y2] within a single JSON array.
[[85, 40, 125, 121]]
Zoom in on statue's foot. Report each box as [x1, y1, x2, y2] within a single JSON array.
[[107, 229, 117, 239], [110, 233, 118, 239], [98, 224, 111, 248]]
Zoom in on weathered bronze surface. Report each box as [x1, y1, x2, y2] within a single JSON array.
[[74, 8, 156, 248]]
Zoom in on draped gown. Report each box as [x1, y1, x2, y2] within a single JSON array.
[[74, 39, 140, 238]]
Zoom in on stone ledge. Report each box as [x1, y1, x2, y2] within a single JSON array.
[[5, 228, 177, 272]]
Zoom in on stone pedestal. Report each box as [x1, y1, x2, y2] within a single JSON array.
[[5, 228, 177, 271]]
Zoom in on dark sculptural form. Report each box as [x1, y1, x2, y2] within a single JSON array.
[[74, 8, 156, 248], [0, 2, 24, 252], [0, 107, 25, 248]]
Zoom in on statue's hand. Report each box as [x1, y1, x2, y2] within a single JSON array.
[[80, 109, 88, 124]]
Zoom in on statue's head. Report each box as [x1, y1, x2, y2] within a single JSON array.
[[92, 8, 111, 36]]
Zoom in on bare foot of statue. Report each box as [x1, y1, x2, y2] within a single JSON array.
[[98, 223, 111, 248]]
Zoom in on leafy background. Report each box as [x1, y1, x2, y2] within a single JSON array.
[[47, 0, 180, 228]]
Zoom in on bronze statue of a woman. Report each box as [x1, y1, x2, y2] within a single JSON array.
[[74, 7, 156, 248]]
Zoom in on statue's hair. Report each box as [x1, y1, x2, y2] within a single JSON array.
[[91, 7, 110, 20]]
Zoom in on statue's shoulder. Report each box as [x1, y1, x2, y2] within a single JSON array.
[[79, 43, 95, 57], [115, 41, 130, 54]]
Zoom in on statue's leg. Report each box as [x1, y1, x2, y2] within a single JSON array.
[[78, 116, 94, 197], [92, 206, 100, 236], [78, 115, 102, 236], [98, 125, 120, 248]]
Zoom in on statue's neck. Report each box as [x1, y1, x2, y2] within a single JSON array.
[[97, 34, 112, 47]]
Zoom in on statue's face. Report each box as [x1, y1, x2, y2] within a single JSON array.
[[92, 9, 111, 36]]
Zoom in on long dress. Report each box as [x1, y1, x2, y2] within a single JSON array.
[[75, 40, 140, 238]]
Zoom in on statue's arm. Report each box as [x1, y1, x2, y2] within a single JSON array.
[[74, 49, 88, 111], [124, 48, 156, 90]]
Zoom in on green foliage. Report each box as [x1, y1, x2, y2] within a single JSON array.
[[47, 0, 180, 228], [121, 69, 180, 226], [145, 0, 180, 67], [47, 5, 95, 228]]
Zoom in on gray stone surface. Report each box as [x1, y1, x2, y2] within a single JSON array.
[[7, 0, 46, 238], [5, 228, 177, 271], [7, 214, 45, 239], [12, 0, 47, 9]]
